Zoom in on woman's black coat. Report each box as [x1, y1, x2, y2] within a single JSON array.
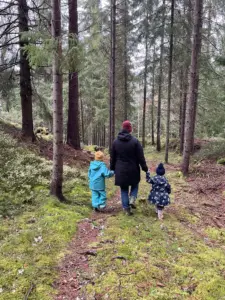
[[110, 130, 148, 187]]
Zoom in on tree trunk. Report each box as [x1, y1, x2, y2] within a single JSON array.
[[50, 0, 64, 201], [180, 0, 192, 155], [165, 0, 175, 163], [142, 23, 148, 148], [156, 0, 165, 152], [151, 45, 156, 145], [80, 95, 85, 144], [109, 0, 116, 150], [67, 0, 81, 150], [182, 0, 203, 175], [180, 68, 188, 154], [179, 69, 184, 152], [18, 0, 35, 141], [123, 0, 128, 120]]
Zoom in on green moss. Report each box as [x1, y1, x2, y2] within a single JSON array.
[[0, 130, 91, 299], [217, 158, 225, 165], [205, 227, 225, 243]]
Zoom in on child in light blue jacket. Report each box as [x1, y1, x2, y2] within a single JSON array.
[[88, 151, 114, 211]]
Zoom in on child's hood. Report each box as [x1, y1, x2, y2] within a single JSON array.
[[90, 160, 104, 171]]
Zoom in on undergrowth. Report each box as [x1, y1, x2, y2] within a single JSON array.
[[0, 131, 92, 299], [194, 139, 225, 161]]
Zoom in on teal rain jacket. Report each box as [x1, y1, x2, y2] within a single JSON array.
[[88, 161, 114, 191]]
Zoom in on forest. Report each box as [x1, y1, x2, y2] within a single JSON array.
[[0, 0, 225, 299]]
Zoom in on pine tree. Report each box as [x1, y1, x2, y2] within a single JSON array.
[[156, 0, 166, 152], [50, 0, 65, 201], [67, 0, 80, 150], [18, 0, 35, 141], [109, 0, 116, 149], [182, 0, 204, 175], [165, 0, 175, 163]]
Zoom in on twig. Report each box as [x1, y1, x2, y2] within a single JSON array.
[[117, 267, 145, 276], [24, 283, 35, 300], [78, 250, 97, 256]]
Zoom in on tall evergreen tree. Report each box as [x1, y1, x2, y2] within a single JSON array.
[[165, 0, 175, 163], [67, 0, 80, 149], [156, 0, 166, 152], [109, 0, 116, 149], [182, 0, 204, 175], [50, 0, 64, 200], [18, 0, 35, 141]]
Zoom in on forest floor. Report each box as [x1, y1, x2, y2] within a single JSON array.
[[54, 151, 225, 299], [0, 122, 225, 299]]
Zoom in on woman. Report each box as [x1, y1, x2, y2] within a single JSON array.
[[110, 120, 149, 215]]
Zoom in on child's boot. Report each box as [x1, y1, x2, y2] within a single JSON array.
[[124, 207, 133, 216], [158, 209, 164, 220], [129, 196, 137, 209]]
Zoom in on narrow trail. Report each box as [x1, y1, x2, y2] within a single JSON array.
[[54, 191, 122, 300]]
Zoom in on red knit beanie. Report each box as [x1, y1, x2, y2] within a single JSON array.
[[122, 120, 132, 133]]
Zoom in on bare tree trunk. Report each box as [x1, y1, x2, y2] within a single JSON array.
[[165, 0, 175, 163], [50, 0, 64, 201], [80, 95, 84, 144], [179, 69, 184, 152], [142, 23, 148, 148], [180, 0, 192, 155], [67, 0, 80, 149], [180, 68, 188, 154], [182, 0, 203, 175], [123, 0, 128, 120], [156, 0, 165, 152], [109, 0, 116, 150], [151, 45, 156, 145], [18, 0, 35, 141]]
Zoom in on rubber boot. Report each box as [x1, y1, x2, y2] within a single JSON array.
[[158, 209, 164, 220], [124, 207, 133, 216], [129, 196, 137, 209]]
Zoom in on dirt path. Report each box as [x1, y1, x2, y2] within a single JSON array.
[[54, 191, 122, 300]]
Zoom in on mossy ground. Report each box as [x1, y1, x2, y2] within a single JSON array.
[[1, 132, 225, 300], [0, 131, 92, 299], [83, 148, 225, 299]]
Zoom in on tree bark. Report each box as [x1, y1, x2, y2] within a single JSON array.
[[18, 0, 35, 141], [180, 0, 192, 155], [123, 0, 128, 120], [180, 67, 188, 154], [80, 95, 85, 144], [50, 0, 64, 200], [165, 0, 175, 163], [182, 0, 203, 175], [109, 0, 116, 150], [67, 0, 80, 149], [142, 19, 148, 149], [156, 0, 165, 152], [151, 45, 156, 145]]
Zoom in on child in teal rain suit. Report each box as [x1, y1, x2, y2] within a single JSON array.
[[88, 151, 114, 211]]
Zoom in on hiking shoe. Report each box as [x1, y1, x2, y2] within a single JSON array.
[[124, 208, 133, 216], [130, 203, 136, 209], [129, 196, 136, 205]]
